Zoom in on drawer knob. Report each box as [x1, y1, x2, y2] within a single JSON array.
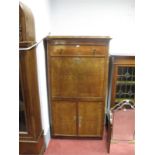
[[92, 49, 96, 55], [59, 49, 63, 54]]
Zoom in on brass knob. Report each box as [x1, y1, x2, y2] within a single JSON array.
[[59, 49, 63, 54], [79, 116, 82, 128], [92, 49, 96, 55]]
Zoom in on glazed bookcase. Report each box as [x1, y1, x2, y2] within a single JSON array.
[[108, 55, 135, 108]]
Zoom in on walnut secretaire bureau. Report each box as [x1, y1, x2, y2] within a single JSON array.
[[45, 36, 111, 138]]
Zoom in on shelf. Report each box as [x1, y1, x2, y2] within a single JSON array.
[[115, 98, 135, 103], [117, 75, 135, 77], [116, 81, 135, 84]]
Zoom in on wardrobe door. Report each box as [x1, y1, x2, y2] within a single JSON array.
[[52, 101, 77, 136], [78, 102, 103, 137]]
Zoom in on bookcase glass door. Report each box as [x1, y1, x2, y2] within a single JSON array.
[[115, 66, 135, 104], [19, 76, 27, 132]]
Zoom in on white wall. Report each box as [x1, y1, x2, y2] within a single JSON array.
[[47, 0, 135, 55], [20, 0, 134, 147]]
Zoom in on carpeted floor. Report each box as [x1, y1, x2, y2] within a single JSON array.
[[44, 110, 134, 155], [44, 133, 134, 155]]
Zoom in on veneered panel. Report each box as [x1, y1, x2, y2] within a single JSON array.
[[52, 101, 77, 136], [78, 102, 103, 137], [49, 45, 106, 56], [50, 57, 105, 98]]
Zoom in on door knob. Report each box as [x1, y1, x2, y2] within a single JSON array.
[[92, 49, 96, 55], [73, 116, 76, 121], [79, 116, 82, 128], [59, 49, 63, 54]]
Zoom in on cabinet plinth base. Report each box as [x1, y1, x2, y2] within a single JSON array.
[[19, 133, 45, 155]]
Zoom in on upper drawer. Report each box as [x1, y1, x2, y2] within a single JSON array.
[[48, 45, 107, 56]]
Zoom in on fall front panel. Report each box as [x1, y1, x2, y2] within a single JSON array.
[[50, 57, 105, 98]]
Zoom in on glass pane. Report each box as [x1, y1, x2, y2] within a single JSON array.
[[115, 66, 135, 104], [19, 78, 27, 132]]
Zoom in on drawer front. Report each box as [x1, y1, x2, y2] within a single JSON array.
[[48, 45, 107, 56]]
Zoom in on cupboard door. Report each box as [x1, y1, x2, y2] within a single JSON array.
[[78, 102, 103, 137], [52, 101, 77, 136]]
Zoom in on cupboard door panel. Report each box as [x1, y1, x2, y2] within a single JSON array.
[[52, 101, 77, 136], [78, 102, 103, 137], [50, 57, 105, 98]]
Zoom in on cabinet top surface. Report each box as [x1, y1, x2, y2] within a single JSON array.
[[110, 54, 135, 57], [46, 36, 111, 40]]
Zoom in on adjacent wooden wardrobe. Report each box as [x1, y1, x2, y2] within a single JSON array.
[[19, 2, 45, 154], [45, 36, 111, 138]]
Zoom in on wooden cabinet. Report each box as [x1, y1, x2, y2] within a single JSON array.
[[19, 2, 45, 155], [45, 36, 111, 138], [108, 55, 135, 108]]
